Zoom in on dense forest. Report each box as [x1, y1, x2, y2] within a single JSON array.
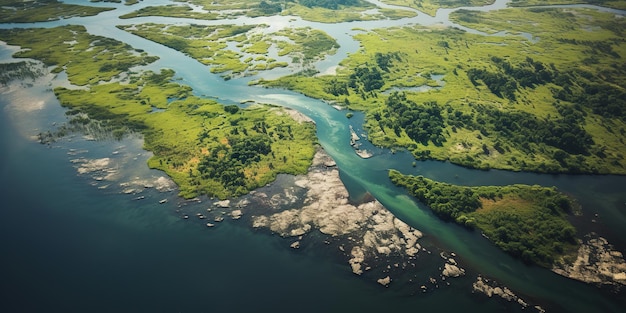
[[389, 170, 579, 267]]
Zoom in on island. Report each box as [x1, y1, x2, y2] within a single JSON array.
[[0, 0, 114, 23]]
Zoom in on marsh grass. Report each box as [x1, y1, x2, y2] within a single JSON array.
[[0, 25, 317, 199], [380, 0, 494, 16], [0, 0, 114, 23], [119, 23, 338, 77], [263, 8, 626, 174]]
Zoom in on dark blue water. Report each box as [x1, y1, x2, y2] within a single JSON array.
[[0, 108, 522, 313]]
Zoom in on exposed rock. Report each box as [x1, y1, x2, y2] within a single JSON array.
[[472, 276, 533, 310], [250, 149, 426, 282], [154, 176, 175, 192], [72, 158, 118, 180], [552, 233, 626, 287], [235, 199, 250, 208], [214, 200, 230, 208], [349, 246, 366, 275], [231, 209, 243, 220], [290, 241, 300, 249], [442, 263, 465, 278], [377, 276, 391, 287]]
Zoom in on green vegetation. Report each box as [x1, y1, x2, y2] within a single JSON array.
[[261, 7, 626, 174], [0, 0, 113, 23], [380, 0, 494, 16], [118, 23, 338, 76], [509, 0, 626, 10], [389, 170, 579, 267], [0, 25, 158, 85], [0, 25, 317, 199], [92, 0, 140, 5], [119, 4, 220, 20], [274, 27, 340, 62], [120, 0, 416, 22], [281, 0, 416, 22]]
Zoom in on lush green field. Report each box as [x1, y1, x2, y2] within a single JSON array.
[[118, 23, 339, 77], [389, 170, 579, 267], [0, 0, 114, 23], [261, 7, 626, 174], [0, 25, 317, 199]]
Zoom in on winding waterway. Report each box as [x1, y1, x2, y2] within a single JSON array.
[[1, 1, 625, 312]]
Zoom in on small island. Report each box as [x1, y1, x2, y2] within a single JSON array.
[[389, 170, 578, 267], [0, 0, 114, 23]]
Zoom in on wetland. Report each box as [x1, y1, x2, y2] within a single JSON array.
[[1, 0, 625, 312]]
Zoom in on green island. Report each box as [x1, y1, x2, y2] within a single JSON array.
[[0, 25, 317, 199], [508, 0, 626, 10], [0, 0, 114, 23], [120, 0, 417, 23], [389, 170, 578, 267], [260, 6, 626, 174], [118, 23, 339, 77], [380, 0, 494, 16]]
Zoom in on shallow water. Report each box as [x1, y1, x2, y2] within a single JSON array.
[[1, 1, 625, 312]]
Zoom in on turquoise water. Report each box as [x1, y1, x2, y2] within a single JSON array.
[[1, 1, 625, 312]]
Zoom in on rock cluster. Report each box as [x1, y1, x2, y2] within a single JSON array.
[[552, 233, 626, 287], [472, 276, 537, 311], [251, 150, 424, 281]]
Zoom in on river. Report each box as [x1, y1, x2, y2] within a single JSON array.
[[1, 0, 625, 312]]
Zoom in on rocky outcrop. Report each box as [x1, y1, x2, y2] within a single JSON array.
[[472, 276, 538, 311], [377, 276, 392, 287], [552, 233, 626, 287], [251, 149, 424, 282], [442, 263, 465, 278]]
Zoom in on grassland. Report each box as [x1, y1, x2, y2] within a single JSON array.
[[260, 7, 626, 174], [390, 170, 579, 267], [0, 0, 114, 23], [0, 25, 317, 199], [118, 23, 339, 77]]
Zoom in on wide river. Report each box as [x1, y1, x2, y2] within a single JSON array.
[[1, 1, 625, 312]]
